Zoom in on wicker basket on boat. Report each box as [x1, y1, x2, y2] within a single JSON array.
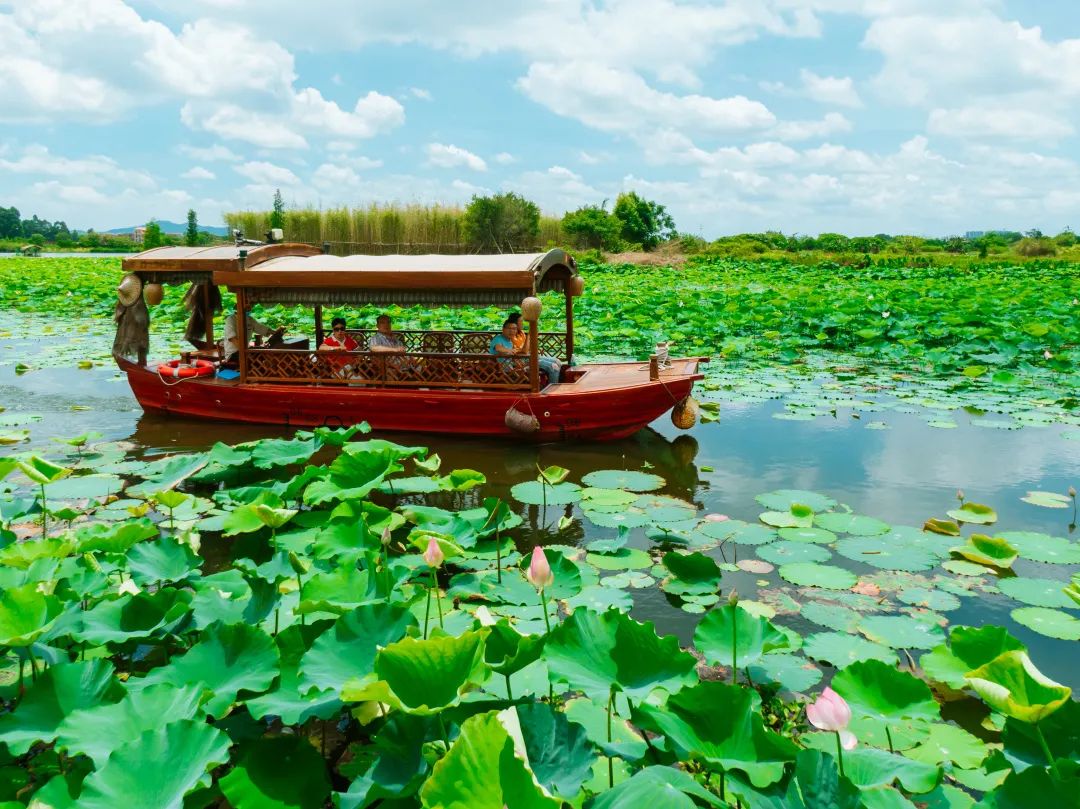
[[144, 283, 164, 306], [671, 396, 699, 430], [505, 407, 540, 434]]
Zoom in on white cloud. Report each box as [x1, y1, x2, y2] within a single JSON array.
[[181, 102, 309, 149], [312, 163, 362, 191], [234, 160, 301, 186], [799, 69, 862, 107], [425, 143, 487, 172], [410, 87, 432, 100], [506, 165, 600, 213], [450, 179, 492, 197], [771, 112, 853, 142], [29, 180, 108, 205], [181, 166, 216, 180], [493, 152, 516, 165], [518, 61, 775, 136], [178, 143, 241, 162], [928, 106, 1074, 141], [0, 144, 154, 189]]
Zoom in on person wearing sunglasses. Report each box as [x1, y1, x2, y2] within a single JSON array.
[[319, 317, 359, 352]]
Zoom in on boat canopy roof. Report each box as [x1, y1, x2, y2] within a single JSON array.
[[123, 245, 580, 307]]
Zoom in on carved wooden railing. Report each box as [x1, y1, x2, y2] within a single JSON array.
[[340, 330, 568, 361], [245, 349, 531, 390]]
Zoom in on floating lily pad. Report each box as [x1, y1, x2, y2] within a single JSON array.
[[583, 509, 649, 529], [897, 588, 961, 612], [814, 513, 890, 536], [759, 505, 814, 529], [998, 577, 1076, 609], [947, 502, 998, 525], [586, 548, 653, 571], [581, 469, 665, 492], [1010, 607, 1080, 641], [777, 527, 837, 544], [1020, 491, 1072, 509], [836, 537, 938, 572], [580, 487, 638, 507], [755, 489, 837, 513], [510, 481, 581, 506], [951, 534, 1017, 569], [942, 560, 989, 577], [747, 653, 822, 692], [997, 531, 1080, 564], [801, 602, 862, 633], [860, 615, 946, 650], [802, 632, 896, 666], [757, 541, 831, 566], [779, 563, 857, 590], [729, 524, 778, 546]]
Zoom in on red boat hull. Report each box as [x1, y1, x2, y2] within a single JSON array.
[[119, 357, 702, 442]]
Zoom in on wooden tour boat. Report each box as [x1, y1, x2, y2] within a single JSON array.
[[112, 244, 706, 441]]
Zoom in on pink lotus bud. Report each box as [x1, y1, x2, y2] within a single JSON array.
[[704, 513, 730, 522], [526, 546, 554, 589], [423, 537, 444, 568], [806, 687, 856, 749], [1070, 485, 1077, 498], [381, 527, 392, 547]]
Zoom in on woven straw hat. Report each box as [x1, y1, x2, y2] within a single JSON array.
[[117, 274, 143, 307], [144, 283, 164, 306]]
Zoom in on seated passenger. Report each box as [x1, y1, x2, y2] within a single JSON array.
[[319, 317, 358, 352], [504, 315, 563, 382], [489, 319, 520, 368], [369, 315, 405, 353], [221, 309, 282, 368], [507, 312, 527, 354]]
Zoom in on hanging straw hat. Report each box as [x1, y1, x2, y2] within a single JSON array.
[[144, 283, 164, 306], [117, 273, 143, 307]]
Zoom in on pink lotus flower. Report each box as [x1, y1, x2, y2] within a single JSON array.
[[423, 537, 444, 568], [704, 513, 730, 522], [526, 546, 554, 589], [807, 687, 856, 750]]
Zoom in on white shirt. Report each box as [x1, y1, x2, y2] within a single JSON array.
[[223, 313, 273, 359]]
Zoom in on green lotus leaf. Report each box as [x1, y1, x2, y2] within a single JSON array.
[[841, 747, 942, 794], [545, 608, 697, 701], [950, 534, 1018, 569], [0, 582, 62, 647], [633, 681, 799, 787], [125, 539, 200, 584], [413, 452, 441, 473], [55, 683, 204, 765], [0, 536, 75, 569], [582, 469, 666, 492], [920, 625, 1026, 690], [0, 660, 122, 755], [998, 577, 1076, 609], [586, 547, 653, 570], [802, 632, 896, 667], [997, 531, 1080, 564], [661, 550, 721, 595], [245, 623, 343, 725], [220, 735, 331, 809], [904, 723, 987, 770], [515, 549, 585, 600], [897, 587, 961, 611], [588, 765, 728, 808], [49, 719, 230, 809], [73, 588, 193, 646], [747, 653, 822, 693], [965, 650, 1071, 723], [187, 569, 258, 629], [151, 488, 190, 510], [728, 524, 779, 546], [138, 621, 280, 718], [1001, 699, 1080, 773], [438, 468, 487, 491], [779, 562, 857, 590], [759, 507, 814, 529], [536, 464, 570, 485], [1067, 574, 1080, 607], [581, 487, 638, 507], [343, 629, 489, 715], [924, 518, 961, 536], [563, 696, 647, 761], [757, 541, 831, 565], [511, 480, 582, 506], [814, 513, 890, 536], [17, 456, 71, 485], [75, 518, 158, 554], [418, 711, 561, 808], [946, 502, 998, 525], [250, 436, 318, 469], [299, 603, 418, 695], [778, 527, 838, 544], [694, 603, 790, 670], [584, 508, 649, 529], [303, 449, 396, 505], [755, 489, 837, 513], [565, 584, 634, 613], [336, 714, 431, 807], [514, 702, 597, 800], [942, 559, 989, 576], [801, 602, 862, 633], [836, 536, 938, 571], [1019, 491, 1072, 509], [1010, 607, 1080, 640], [859, 615, 946, 650], [484, 619, 546, 677], [832, 659, 940, 737], [125, 452, 209, 497], [977, 760, 1080, 809]]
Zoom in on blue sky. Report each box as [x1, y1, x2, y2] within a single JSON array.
[[1, 0, 1079, 237]]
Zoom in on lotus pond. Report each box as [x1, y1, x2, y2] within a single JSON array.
[[0, 256, 1078, 808]]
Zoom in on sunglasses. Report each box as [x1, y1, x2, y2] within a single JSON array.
[[332, 326, 345, 331]]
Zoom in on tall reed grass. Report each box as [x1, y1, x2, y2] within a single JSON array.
[[225, 204, 566, 255]]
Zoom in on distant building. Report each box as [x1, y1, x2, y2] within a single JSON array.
[[132, 226, 146, 242], [965, 231, 985, 239]]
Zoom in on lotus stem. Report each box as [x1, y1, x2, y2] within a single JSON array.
[[296, 573, 305, 627], [540, 587, 551, 635], [719, 771, 726, 800], [885, 723, 894, 754], [731, 611, 737, 685], [431, 569, 443, 629], [835, 730, 846, 777], [39, 484, 47, 538], [424, 581, 432, 639], [504, 673, 513, 700], [26, 647, 37, 684], [495, 526, 502, 584], [1035, 722, 1060, 779], [607, 688, 615, 788]]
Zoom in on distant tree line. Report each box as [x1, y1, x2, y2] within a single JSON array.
[[0, 206, 219, 252]]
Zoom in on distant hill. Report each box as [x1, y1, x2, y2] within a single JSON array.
[[103, 220, 229, 237]]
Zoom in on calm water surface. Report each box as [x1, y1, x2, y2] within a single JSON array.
[[3, 329, 1079, 687]]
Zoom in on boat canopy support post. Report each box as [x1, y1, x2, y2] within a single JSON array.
[[565, 290, 574, 366], [203, 283, 214, 349], [236, 288, 249, 384], [314, 304, 324, 347], [529, 315, 540, 393]]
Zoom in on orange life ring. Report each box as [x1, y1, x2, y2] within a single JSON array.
[[157, 359, 216, 379]]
